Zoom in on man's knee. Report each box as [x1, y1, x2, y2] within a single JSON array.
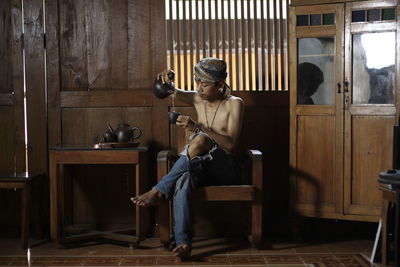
[[188, 134, 212, 157]]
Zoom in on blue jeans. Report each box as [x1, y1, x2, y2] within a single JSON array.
[[154, 145, 241, 248]]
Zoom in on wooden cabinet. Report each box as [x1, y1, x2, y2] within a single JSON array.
[[289, 0, 399, 222]]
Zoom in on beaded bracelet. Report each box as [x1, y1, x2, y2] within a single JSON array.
[[192, 122, 201, 133]]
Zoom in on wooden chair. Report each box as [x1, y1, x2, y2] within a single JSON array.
[[380, 185, 396, 265], [156, 148, 263, 248], [0, 172, 45, 249]]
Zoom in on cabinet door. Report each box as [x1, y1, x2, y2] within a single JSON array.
[[289, 4, 345, 218], [343, 0, 399, 217]]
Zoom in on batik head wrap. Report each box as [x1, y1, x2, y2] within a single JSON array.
[[194, 57, 231, 98]]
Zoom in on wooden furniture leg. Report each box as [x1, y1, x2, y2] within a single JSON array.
[[381, 198, 390, 265], [21, 183, 30, 249], [379, 186, 396, 265]]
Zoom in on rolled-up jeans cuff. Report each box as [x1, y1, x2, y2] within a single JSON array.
[[152, 185, 169, 200]]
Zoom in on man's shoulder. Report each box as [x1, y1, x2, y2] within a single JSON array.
[[225, 95, 243, 105]]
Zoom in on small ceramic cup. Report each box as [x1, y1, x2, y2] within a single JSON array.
[[168, 111, 181, 124]]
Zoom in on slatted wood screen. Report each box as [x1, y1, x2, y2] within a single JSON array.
[[166, 0, 288, 91]]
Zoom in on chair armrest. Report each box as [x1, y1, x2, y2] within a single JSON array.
[[157, 150, 178, 182], [247, 149, 263, 192]]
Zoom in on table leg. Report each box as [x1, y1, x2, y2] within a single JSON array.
[[135, 157, 148, 242], [50, 154, 58, 240], [135, 163, 143, 241], [21, 184, 30, 249]]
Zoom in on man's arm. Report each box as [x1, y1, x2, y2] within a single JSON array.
[[173, 88, 197, 105]]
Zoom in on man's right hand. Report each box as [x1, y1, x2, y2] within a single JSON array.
[[157, 69, 175, 84]]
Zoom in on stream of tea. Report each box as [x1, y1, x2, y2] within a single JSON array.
[[171, 94, 176, 112]]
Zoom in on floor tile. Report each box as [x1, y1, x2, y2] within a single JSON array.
[[264, 255, 303, 264], [228, 254, 266, 264], [82, 257, 122, 266], [120, 256, 158, 266], [30, 256, 83, 266]]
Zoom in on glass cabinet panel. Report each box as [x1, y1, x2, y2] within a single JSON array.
[[297, 37, 335, 105], [352, 32, 395, 104]]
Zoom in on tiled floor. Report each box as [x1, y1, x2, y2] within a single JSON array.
[[0, 236, 388, 266]]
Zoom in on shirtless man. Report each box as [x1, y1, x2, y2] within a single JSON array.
[[131, 57, 244, 258]]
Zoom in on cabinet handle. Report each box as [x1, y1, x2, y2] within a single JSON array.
[[344, 80, 349, 93], [337, 83, 342, 93]]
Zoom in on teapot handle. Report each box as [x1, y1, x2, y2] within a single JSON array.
[[107, 124, 114, 133], [131, 127, 142, 140]]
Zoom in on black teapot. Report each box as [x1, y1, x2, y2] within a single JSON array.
[[152, 70, 175, 99], [114, 123, 141, 143], [103, 125, 117, 142]]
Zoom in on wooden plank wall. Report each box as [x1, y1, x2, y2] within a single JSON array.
[[0, 0, 290, 236], [0, 0, 24, 229]]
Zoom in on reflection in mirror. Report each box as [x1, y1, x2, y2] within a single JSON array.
[[298, 63, 324, 104], [352, 32, 395, 104], [297, 37, 335, 105]]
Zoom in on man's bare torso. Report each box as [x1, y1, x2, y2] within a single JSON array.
[[193, 95, 242, 145]]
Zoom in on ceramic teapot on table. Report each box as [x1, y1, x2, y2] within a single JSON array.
[[103, 125, 118, 142], [114, 123, 141, 143]]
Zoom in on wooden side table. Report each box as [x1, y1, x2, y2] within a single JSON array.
[[49, 145, 148, 245], [0, 172, 45, 249]]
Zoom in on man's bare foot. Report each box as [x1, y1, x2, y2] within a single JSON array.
[[172, 244, 191, 258], [130, 189, 164, 207]]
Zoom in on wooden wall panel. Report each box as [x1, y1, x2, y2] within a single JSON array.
[[61, 107, 152, 145], [24, 0, 47, 172], [0, 0, 11, 94], [11, 0, 25, 173], [128, 1, 152, 89], [0, 107, 15, 172], [0, 0, 15, 173], [296, 115, 335, 205], [86, 0, 128, 89], [59, 0, 88, 89], [46, 0, 61, 148]]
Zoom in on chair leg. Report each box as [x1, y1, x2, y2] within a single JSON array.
[[251, 201, 262, 248], [21, 184, 30, 249], [158, 200, 171, 247], [381, 199, 390, 265]]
